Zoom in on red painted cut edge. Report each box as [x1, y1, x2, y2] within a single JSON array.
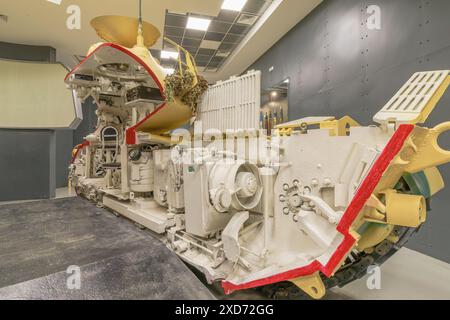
[[65, 43, 165, 94], [126, 127, 137, 145], [222, 124, 415, 294], [64, 43, 169, 146], [71, 140, 90, 164], [126, 102, 167, 145]]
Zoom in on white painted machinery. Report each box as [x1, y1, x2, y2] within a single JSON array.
[[67, 13, 450, 299]]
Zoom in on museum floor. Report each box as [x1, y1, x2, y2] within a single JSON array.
[[1, 189, 449, 300]]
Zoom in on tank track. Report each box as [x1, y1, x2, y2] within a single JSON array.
[[259, 225, 419, 300]]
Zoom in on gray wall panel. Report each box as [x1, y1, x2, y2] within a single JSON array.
[[249, 0, 450, 262], [55, 130, 74, 188], [0, 130, 52, 201], [0, 42, 56, 63], [421, 0, 450, 57], [325, 0, 363, 86], [327, 75, 366, 121], [73, 97, 98, 146], [364, 0, 424, 74]]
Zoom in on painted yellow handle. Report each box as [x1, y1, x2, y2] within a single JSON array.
[[407, 122, 450, 173], [433, 122, 450, 159]]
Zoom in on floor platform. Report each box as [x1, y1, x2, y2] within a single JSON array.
[[2, 193, 450, 300], [0, 197, 215, 300]]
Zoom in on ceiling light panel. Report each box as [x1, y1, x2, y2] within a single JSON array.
[[161, 51, 179, 60], [222, 0, 248, 12], [186, 17, 211, 31], [200, 40, 221, 50], [163, 1, 274, 72]]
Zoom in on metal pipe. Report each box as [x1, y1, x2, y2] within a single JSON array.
[[259, 167, 276, 250], [138, 0, 142, 25]]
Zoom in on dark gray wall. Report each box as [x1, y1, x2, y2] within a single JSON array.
[[0, 130, 54, 201], [249, 0, 450, 262], [0, 42, 56, 63], [73, 97, 98, 146], [55, 98, 98, 188], [0, 42, 96, 199], [55, 130, 74, 188]]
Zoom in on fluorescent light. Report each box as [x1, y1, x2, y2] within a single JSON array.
[[187, 17, 211, 31], [163, 68, 175, 75], [271, 91, 278, 98], [222, 0, 248, 12], [161, 51, 179, 60], [284, 79, 290, 83], [200, 40, 221, 50]]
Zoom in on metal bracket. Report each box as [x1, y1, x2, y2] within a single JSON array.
[[289, 272, 326, 300]]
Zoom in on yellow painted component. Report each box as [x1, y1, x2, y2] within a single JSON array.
[[413, 75, 450, 124], [364, 247, 375, 254], [386, 233, 400, 244], [406, 122, 450, 173], [164, 37, 199, 86], [91, 16, 161, 48], [383, 189, 426, 228], [135, 99, 193, 134], [348, 125, 439, 255], [142, 133, 174, 146], [423, 167, 445, 196], [351, 121, 450, 254], [276, 128, 293, 136], [365, 194, 386, 214], [275, 116, 360, 136], [275, 116, 335, 130], [364, 208, 386, 222], [320, 116, 361, 136], [72, 144, 82, 158], [357, 224, 394, 251], [289, 272, 326, 300]]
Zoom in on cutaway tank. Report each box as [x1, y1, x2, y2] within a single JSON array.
[[66, 14, 450, 300]]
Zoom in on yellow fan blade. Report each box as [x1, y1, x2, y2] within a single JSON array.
[[91, 15, 161, 48]]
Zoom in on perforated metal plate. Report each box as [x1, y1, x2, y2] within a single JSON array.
[[374, 70, 450, 125]]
